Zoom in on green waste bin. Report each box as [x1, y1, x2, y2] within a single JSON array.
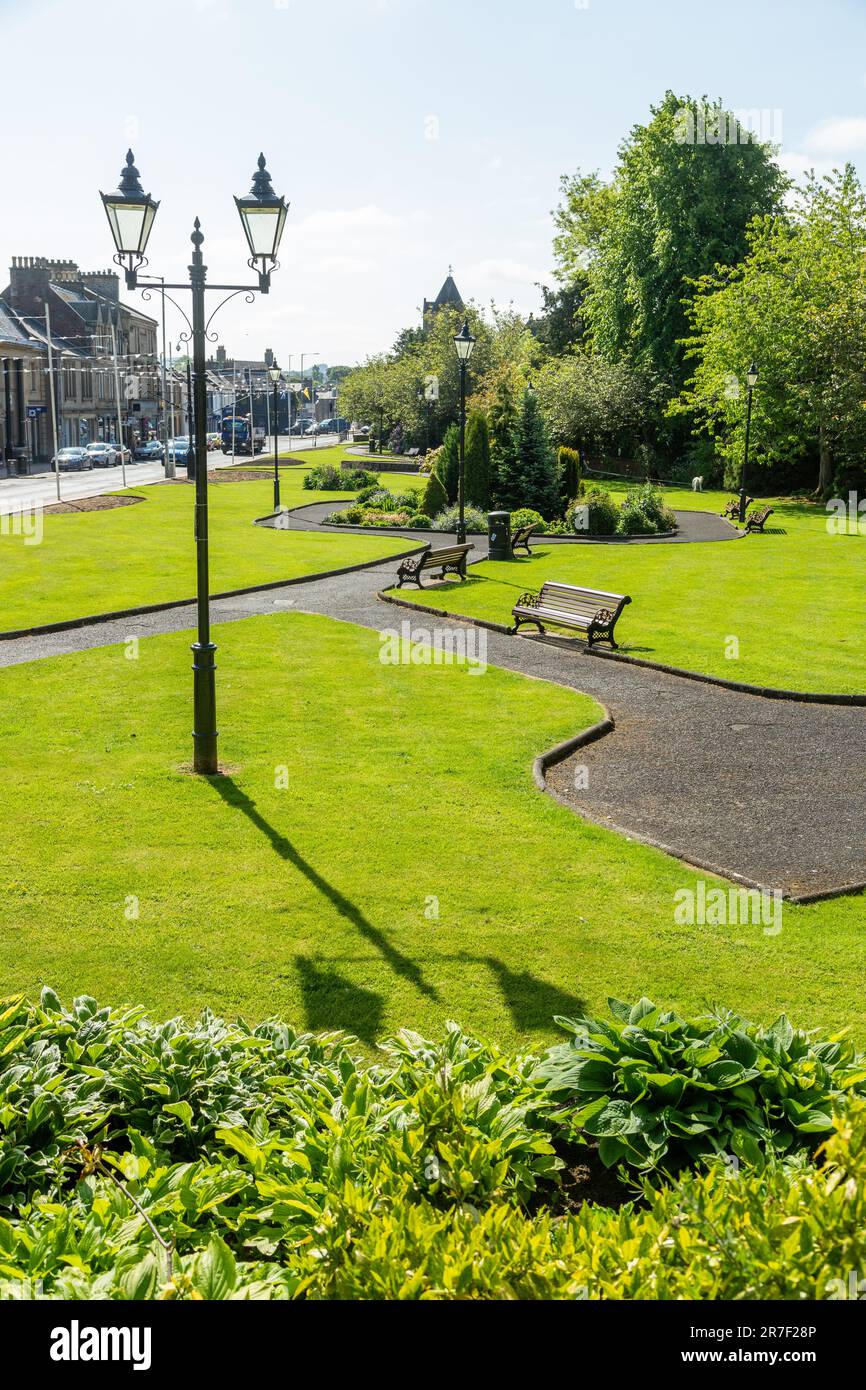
[[488, 510, 512, 561]]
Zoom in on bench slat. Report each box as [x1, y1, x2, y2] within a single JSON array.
[[511, 578, 631, 649]]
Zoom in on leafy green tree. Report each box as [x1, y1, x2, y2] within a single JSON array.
[[675, 165, 866, 494], [559, 94, 787, 384], [536, 351, 663, 461], [530, 279, 589, 354], [552, 170, 618, 281], [515, 389, 561, 518], [464, 411, 492, 510], [420, 468, 448, 520]]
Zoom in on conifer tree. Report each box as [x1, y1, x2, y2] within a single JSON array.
[[464, 410, 493, 510]]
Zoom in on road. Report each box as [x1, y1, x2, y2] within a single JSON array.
[[0, 436, 334, 516]]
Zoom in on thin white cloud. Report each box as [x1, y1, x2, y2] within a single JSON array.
[[468, 257, 547, 288], [775, 151, 841, 187], [296, 206, 407, 238], [803, 116, 866, 155]]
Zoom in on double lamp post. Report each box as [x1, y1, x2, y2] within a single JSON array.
[[100, 149, 288, 775]]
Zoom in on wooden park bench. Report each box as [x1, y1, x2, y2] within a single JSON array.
[[511, 581, 632, 649], [721, 497, 752, 522], [395, 543, 474, 589], [511, 523, 538, 555], [744, 505, 774, 533]]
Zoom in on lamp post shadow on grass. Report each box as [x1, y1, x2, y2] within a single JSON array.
[[209, 776, 439, 1003], [463, 954, 587, 1034], [294, 954, 384, 1045]]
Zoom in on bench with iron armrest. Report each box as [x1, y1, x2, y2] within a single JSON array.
[[511, 523, 538, 555], [721, 497, 753, 521], [511, 581, 632, 649], [744, 505, 774, 534], [396, 543, 474, 589]]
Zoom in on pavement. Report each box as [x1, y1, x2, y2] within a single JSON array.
[[0, 500, 862, 902], [0, 436, 331, 516]]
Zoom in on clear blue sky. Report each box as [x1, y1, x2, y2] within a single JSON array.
[[2, 0, 865, 364]]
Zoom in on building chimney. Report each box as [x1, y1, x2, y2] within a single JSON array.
[[80, 270, 120, 302]]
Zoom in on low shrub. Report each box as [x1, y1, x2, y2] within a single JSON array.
[[303, 465, 378, 491], [535, 996, 866, 1175], [509, 508, 547, 535], [325, 504, 366, 525], [408, 513, 432, 530], [1, 990, 865, 1300], [431, 504, 489, 534], [292, 1104, 866, 1299], [617, 483, 676, 536], [569, 486, 620, 536], [362, 511, 413, 528]]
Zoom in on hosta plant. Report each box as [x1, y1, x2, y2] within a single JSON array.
[[534, 997, 866, 1175]]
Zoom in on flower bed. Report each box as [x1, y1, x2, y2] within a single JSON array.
[[1, 989, 864, 1300]]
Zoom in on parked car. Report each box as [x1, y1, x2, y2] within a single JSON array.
[[54, 446, 92, 472], [167, 437, 192, 465], [83, 442, 118, 469], [133, 439, 164, 461]]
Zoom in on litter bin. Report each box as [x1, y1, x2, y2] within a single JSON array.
[[488, 510, 512, 561]]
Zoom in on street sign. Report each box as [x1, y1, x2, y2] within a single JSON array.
[[424, 374, 440, 402], [26, 406, 47, 418]]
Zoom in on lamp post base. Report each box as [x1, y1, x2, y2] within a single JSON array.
[[191, 641, 219, 774], [738, 489, 748, 526]]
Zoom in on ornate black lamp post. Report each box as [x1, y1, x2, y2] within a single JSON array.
[[739, 362, 759, 525], [453, 320, 476, 545], [101, 150, 288, 775], [269, 361, 282, 511]]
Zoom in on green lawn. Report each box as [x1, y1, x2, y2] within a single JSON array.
[[389, 489, 864, 694], [0, 611, 863, 1047], [0, 467, 417, 633]]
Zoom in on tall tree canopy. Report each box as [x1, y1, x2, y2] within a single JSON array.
[[555, 94, 787, 384], [675, 165, 866, 494]]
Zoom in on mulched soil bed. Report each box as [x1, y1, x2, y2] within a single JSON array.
[[43, 495, 145, 515], [162, 470, 271, 484], [546, 1141, 641, 1213]]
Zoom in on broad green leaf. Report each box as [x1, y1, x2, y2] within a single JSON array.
[[194, 1235, 237, 1300], [119, 1251, 159, 1301], [582, 1100, 634, 1138], [164, 1101, 194, 1129]]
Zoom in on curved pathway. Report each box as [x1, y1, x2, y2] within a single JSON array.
[[0, 510, 861, 901]]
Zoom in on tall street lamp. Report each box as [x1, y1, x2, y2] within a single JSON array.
[[269, 361, 282, 511], [453, 320, 476, 545], [101, 150, 288, 775], [739, 362, 759, 525]]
